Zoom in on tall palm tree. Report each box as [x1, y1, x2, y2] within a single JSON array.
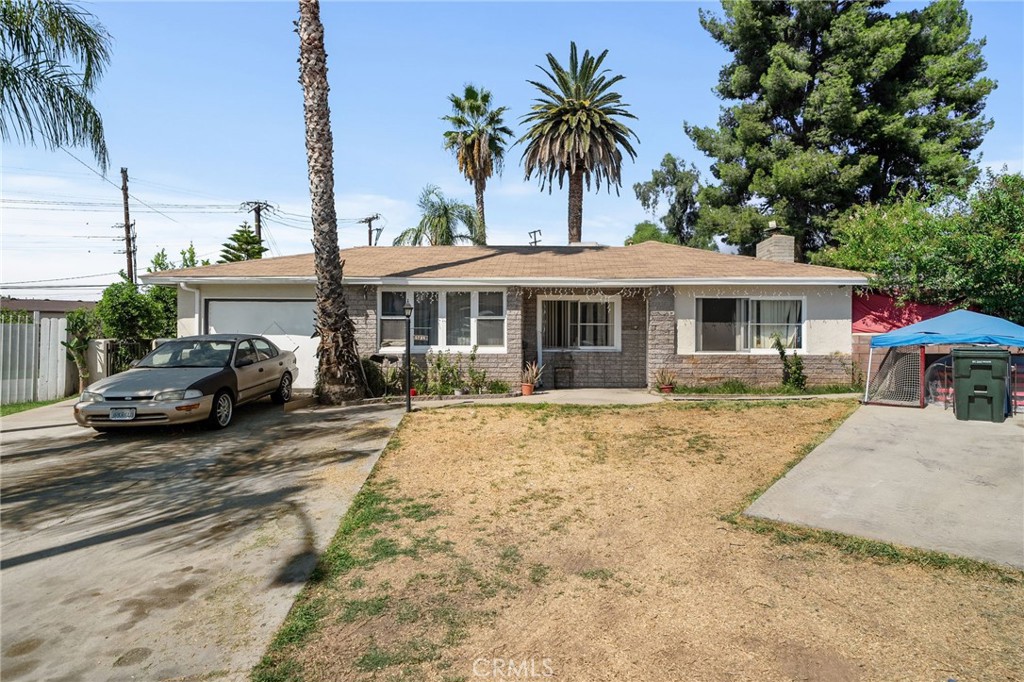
[[519, 42, 638, 244], [297, 0, 363, 401], [0, 0, 111, 171], [441, 84, 512, 243], [393, 185, 480, 246]]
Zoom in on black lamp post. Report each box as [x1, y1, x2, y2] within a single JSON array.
[[403, 301, 413, 412]]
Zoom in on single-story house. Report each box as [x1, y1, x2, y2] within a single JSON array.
[[142, 235, 869, 390]]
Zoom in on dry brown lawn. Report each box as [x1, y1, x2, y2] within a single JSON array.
[[256, 401, 1024, 682]]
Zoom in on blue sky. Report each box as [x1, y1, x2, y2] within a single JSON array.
[[2, 1, 1022, 299]]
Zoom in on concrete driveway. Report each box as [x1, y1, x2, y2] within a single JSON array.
[[747, 404, 1024, 570], [0, 397, 403, 681]]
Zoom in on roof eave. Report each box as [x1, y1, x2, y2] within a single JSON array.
[[142, 275, 868, 287]]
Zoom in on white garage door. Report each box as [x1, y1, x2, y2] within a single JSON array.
[[207, 300, 318, 389]]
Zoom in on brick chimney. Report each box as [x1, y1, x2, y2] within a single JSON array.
[[756, 222, 795, 262]]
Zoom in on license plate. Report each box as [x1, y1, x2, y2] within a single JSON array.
[[109, 408, 136, 421]]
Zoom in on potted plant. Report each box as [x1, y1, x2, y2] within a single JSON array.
[[521, 361, 543, 396], [655, 368, 677, 394]]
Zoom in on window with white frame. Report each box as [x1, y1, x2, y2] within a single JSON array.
[[541, 299, 617, 350], [379, 291, 407, 348], [378, 290, 506, 350], [696, 298, 803, 352]]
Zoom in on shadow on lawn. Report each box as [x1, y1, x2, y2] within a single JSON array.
[[0, 401, 399, 570]]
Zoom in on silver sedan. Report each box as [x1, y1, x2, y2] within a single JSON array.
[[74, 334, 298, 431]]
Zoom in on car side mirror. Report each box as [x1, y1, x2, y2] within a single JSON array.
[[129, 359, 140, 368], [235, 357, 254, 368]]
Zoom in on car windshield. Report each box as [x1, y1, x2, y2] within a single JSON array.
[[136, 340, 234, 368]]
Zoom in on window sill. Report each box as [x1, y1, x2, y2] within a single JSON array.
[[542, 347, 622, 353]]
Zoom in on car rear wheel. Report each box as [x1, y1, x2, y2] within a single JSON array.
[[271, 372, 293, 405], [208, 390, 234, 429]]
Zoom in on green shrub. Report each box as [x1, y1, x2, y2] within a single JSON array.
[[772, 335, 807, 390], [361, 358, 387, 398], [425, 350, 462, 395], [485, 379, 510, 394]]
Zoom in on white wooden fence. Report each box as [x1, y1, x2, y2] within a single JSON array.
[[0, 315, 72, 404]]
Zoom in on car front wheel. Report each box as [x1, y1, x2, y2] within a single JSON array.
[[208, 390, 234, 429], [271, 372, 293, 405]]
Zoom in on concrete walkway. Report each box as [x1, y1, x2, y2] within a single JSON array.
[[747, 404, 1024, 570], [1, 399, 403, 681]]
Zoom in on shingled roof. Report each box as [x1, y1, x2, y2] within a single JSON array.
[[143, 242, 868, 285]]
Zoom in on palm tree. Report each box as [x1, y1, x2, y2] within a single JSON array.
[[297, 0, 363, 402], [393, 185, 481, 246], [441, 84, 513, 243], [519, 42, 638, 244], [0, 0, 111, 171]]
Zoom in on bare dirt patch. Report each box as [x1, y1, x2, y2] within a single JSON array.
[[258, 401, 1024, 682]]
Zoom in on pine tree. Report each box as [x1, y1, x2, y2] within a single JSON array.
[[218, 222, 267, 263], [680, 0, 995, 257]]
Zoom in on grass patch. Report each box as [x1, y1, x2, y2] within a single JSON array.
[[529, 563, 550, 585], [355, 638, 441, 671], [255, 401, 1022, 680], [673, 381, 860, 395], [339, 595, 389, 623], [0, 397, 65, 417]]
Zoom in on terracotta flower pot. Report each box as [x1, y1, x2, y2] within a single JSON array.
[[659, 385, 674, 394], [522, 383, 534, 396]]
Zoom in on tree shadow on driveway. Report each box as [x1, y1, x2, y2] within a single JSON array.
[[0, 401, 400, 570]]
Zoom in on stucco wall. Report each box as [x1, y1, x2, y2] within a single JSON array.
[[649, 285, 856, 387], [674, 285, 852, 355]]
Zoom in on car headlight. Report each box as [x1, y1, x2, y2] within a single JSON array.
[[154, 389, 204, 401], [80, 391, 103, 403]]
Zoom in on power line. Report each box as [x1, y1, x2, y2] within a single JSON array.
[[2, 272, 119, 285], [60, 148, 181, 225]]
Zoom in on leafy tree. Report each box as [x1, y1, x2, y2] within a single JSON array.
[[0, 0, 111, 170], [393, 185, 480, 246], [682, 0, 995, 256], [95, 278, 162, 341], [145, 243, 208, 338], [813, 172, 1024, 324], [442, 84, 513, 243], [62, 307, 100, 390], [633, 154, 714, 248], [624, 220, 674, 246], [298, 0, 363, 401], [0, 308, 32, 323], [520, 42, 638, 244], [218, 222, 267, 263]]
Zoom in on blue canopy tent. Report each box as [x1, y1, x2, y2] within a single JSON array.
[[864, 310, 1024, 405]]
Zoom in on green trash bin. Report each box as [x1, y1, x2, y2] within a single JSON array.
[[952, 348, 1010, 423]]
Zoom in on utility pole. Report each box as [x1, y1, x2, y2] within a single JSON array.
[[120, 167, 135, 283], [241, 200, 273, 242], [358, 213, 381, 246]]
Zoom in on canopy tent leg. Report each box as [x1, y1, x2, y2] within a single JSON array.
[[863, 346, 874, 404], [919, 345, 926, 408]]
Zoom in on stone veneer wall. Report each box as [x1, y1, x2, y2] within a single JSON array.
[[522, 289, 647, 389], [647, 290, 855, 387], [343, 284, 523, 386]]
